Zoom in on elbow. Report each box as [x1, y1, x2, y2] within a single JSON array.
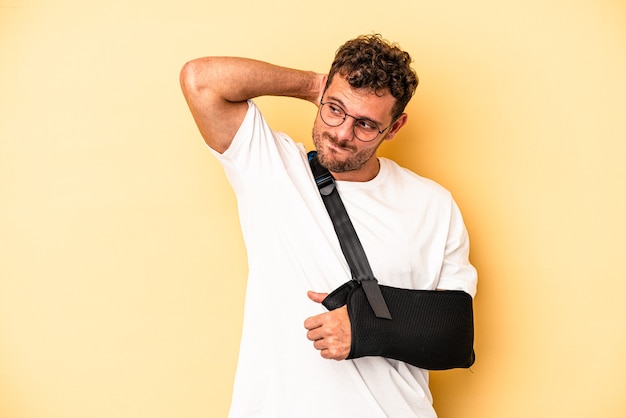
[[179, 59, 205, 97], [180, 58, 225, 106]]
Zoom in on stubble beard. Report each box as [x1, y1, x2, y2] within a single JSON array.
[[312, 127, 380, 173]]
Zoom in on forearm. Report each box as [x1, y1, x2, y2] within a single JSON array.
[[180, 57, 324, 152], [184, 57, 321, 103]]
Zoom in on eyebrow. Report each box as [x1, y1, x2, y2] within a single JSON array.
[[325, 95, 384, 127]]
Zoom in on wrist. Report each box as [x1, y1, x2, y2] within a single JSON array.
[[307, 72, 326, 105]]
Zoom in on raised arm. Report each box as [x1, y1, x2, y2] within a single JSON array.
[[180, 57, 325, 153]]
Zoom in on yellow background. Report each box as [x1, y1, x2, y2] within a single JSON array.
[[2, 0, 625, 417]]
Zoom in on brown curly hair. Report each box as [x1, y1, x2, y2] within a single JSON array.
[[326, 34, 419, 120]]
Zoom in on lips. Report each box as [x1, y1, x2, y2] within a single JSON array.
[[324, 134, 355, 154]]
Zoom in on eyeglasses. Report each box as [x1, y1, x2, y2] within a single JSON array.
[[319, 101, 393, 142]]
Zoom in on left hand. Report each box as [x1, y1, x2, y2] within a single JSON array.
[[304, 291, 352, 360]]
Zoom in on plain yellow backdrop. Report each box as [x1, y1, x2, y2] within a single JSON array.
[[2, 0, 625, 417]]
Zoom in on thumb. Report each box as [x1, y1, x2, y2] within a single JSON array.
[[307, 290, 329, 304]]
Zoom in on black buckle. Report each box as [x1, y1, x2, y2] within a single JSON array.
[[315, 172, 335, 196], [308, 151, 336, 195]]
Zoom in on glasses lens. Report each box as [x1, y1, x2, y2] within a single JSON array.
[[320, 103, 344, 127], [319, 102, 383, 142], [353, 122, 380, 142]]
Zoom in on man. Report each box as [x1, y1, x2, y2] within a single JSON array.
[[180, 34, 477, 417]]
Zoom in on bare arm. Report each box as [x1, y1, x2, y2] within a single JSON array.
[[180, 57, 326, 153]]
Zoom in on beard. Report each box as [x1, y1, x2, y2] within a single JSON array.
[[312, 126, 382, 173]]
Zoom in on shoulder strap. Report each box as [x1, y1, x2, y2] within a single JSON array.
[[308, 151, 392, 319]]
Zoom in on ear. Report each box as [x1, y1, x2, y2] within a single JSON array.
[[383, 113, 408, 141]]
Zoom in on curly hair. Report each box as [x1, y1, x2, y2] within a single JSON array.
[[326, 34, 419, 120]]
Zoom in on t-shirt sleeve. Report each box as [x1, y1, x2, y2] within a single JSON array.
[[206, 100, 308, 199], [436, 199, 478, 298]]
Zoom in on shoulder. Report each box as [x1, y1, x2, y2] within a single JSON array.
[[379, 157, 452, 201], [212, 101, 298, 160]]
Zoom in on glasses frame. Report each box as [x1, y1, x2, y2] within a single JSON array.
[[319, 100, 394, 142]]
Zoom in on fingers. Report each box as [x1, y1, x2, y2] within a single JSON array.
[[316, 343, 342, 360], [306, 327, 323, 342], [309, 332, 345, 360], [303, 312, 321, 331], [303, 307, 351, 361]]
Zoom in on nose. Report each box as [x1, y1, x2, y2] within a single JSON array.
[[334, 116, 356, 141]]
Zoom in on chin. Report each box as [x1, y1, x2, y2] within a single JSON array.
[[317, 150, 362, 173], [313, 130, 362, 172]]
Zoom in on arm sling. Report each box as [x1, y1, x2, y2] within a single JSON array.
[[308, 151, 475, 370]]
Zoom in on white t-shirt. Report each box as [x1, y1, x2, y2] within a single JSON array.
[[210, 101, 477, 418]]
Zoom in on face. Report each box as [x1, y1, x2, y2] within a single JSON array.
[[312, 76, 407, 181]]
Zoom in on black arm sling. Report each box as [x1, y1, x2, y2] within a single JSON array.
[[308, 151, 475, 370]]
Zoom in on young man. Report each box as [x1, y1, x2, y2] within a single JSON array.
[[180, 34, 477, 417]]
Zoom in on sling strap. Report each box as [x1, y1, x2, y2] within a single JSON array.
[[308, 151, 392, 319]]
